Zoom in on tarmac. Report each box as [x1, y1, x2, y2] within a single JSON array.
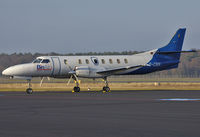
[[0, 90, 200, 137]]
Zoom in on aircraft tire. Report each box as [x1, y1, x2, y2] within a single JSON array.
[[73, 87, 80, 92], [103, 86, 110, 92], [26, 88, 33, 94]]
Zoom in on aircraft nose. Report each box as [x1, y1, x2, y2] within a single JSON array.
[[2, 67, 13, 76], [2, 64, 34, 77], [2, 70, 6, 75], [2, 70, 5, 75]]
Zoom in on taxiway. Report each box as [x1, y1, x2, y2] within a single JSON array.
[[0, 90, 200, 137]]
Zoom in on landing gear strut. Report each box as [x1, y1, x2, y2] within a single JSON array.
[[102, 77, 110, 92], [26, 79, 33, 94], [72, 74, 80, 92]]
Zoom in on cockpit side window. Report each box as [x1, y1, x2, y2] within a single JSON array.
[[41, 59, 50, 63], [33, 58, 42, 63]]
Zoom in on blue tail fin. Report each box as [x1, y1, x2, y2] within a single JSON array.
[[148, 28, 186, 71], [157, 28, 186, 60], [127, 28, 186, 74]]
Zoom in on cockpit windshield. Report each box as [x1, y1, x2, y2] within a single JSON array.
[[33, 58, 50, 64], [41, 59, 50, 63], [33, 58, 42, 63]]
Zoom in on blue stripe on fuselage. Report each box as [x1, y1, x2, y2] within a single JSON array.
[[123, 53, 179, 75], [123, 28, 185, 75]]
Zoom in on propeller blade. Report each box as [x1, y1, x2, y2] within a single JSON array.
[[47, 77, 50, 81], [65, 61, 73, 70], [40, 77, 45, 87], [67, 75, 73, 86]]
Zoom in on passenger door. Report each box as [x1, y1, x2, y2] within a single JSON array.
[[51, 57, 61, 76]]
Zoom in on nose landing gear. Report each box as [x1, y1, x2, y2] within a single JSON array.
[[26, 88, 33, 94], [26, 79, 33, 94]]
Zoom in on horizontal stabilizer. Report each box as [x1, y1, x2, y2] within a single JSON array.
[[157, 50, 197, 54]]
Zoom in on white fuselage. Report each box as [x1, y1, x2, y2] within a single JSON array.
[[2, 49, 157, 79]]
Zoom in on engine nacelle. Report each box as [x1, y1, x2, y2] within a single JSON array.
[[75, 66, 90, 77], [11, 76, 32, 80]]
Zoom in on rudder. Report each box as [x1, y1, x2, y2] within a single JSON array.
[[158, 28, 186, 52], [157, 28, 186, 60]]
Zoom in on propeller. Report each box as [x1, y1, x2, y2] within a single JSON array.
[[40, 77, 45, 87], [64, 60, 78, 86], [67, 72, 80, 86], [67, 75, 73, 86], [40, 77, 51, 87], [64, 60, 74, 71], [47, 77, 51, 81]]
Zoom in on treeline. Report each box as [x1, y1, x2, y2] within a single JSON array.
[[0, 51, 199, 77]]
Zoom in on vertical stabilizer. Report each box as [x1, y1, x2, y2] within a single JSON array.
[[157, 28, 186, 60]]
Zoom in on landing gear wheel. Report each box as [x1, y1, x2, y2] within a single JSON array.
[[26, 88, 33, 94], [73, 87, 80, 92], [103, 86, 110, 92]]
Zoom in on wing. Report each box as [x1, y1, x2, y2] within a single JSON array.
[[97, 64, 148, 75]]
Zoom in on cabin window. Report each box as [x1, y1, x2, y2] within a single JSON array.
[[101, 59, 105, 64], [91, 57, 99, 65], [117, 59, 120, 64], [33, 58, 42, 63], [124, 59, 128, 64], [94, 59, 98, 64], [78, 59, 82, 64], [85, 59, 89, 64], [64, 59, 67, 64], [109, 59, 113, 64], [41, 59, 50, 63]]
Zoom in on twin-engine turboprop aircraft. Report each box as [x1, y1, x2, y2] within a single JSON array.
[[2, 28, 194, 94]]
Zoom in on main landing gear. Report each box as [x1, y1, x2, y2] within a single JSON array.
[[26, 79, 33, 94], [72, 75, 80, 93], [70, 76, 111, 93], [102, 77, 111, 92]]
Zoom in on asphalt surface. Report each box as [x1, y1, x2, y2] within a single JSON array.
[[0, 90, 200, 137]]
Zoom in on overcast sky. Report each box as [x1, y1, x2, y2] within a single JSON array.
[[0, 0, 199, 54]]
